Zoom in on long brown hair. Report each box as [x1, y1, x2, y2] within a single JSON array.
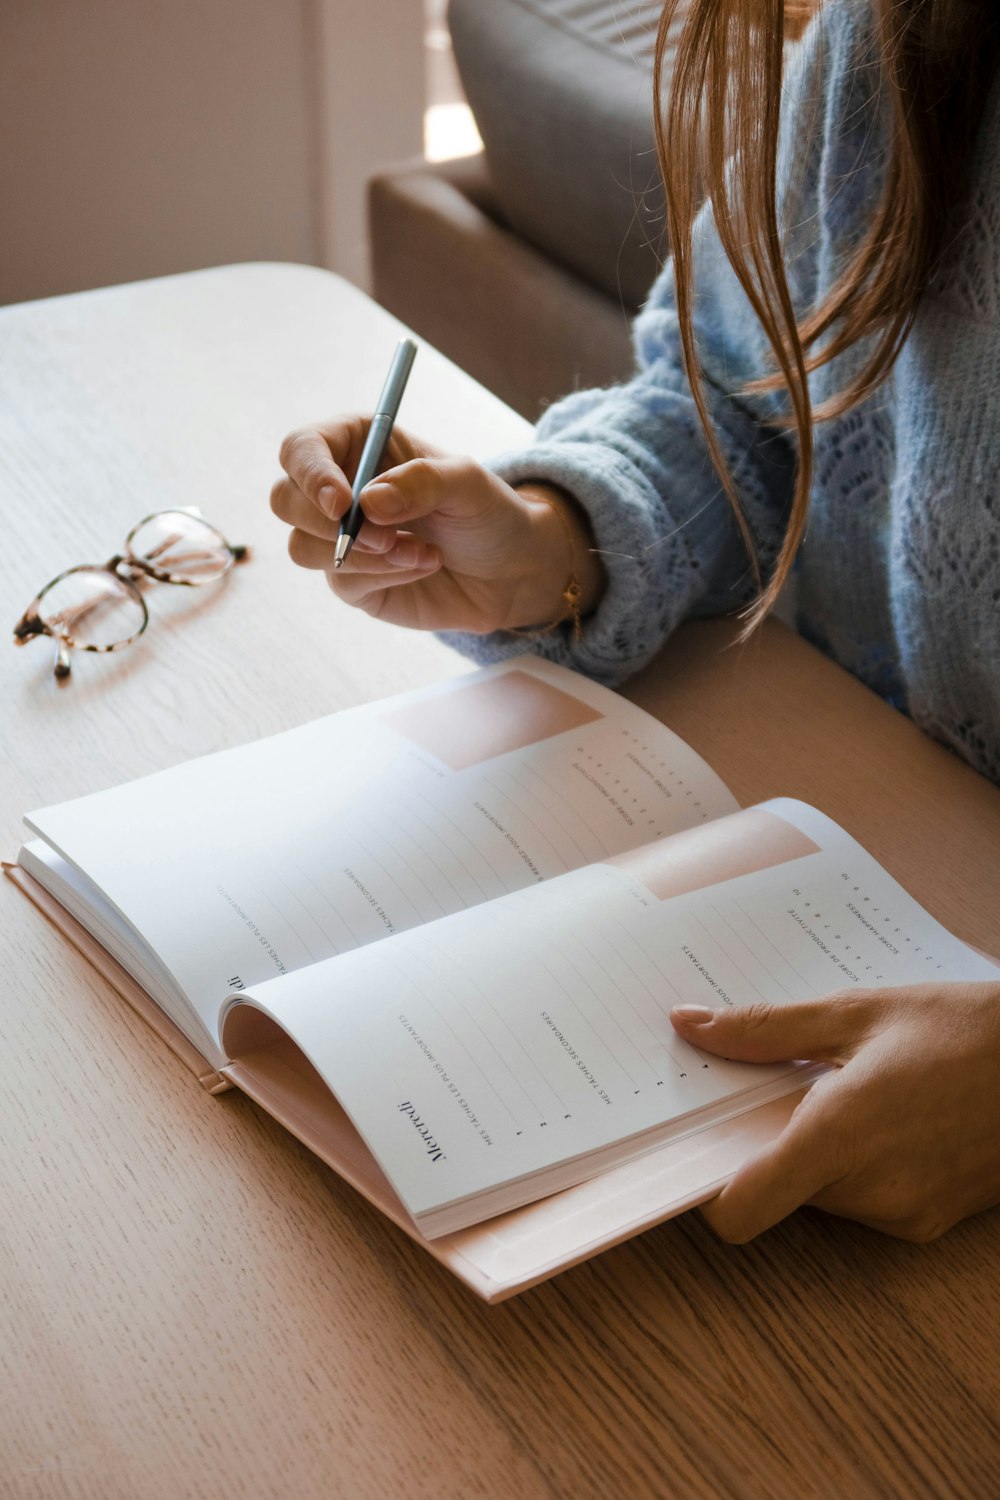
[[654, 0, 997, 631]]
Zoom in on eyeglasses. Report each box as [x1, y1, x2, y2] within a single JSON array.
[[13, 508, 249, 681]]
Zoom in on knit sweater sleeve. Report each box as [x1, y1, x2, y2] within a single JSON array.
[[439, 4, 864, 686]]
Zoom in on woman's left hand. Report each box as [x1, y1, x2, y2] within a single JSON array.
[[670, 981, 1000, 1242]]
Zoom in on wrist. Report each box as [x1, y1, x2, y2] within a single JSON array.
[[506, 483, 606, 633]]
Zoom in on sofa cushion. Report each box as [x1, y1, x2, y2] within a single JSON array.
[[448, 0, 678, 310]]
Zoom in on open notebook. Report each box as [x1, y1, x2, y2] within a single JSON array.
[[9, 657, 996, 1299]]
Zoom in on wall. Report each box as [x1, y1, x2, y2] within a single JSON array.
[[0, 0, 425, 305]]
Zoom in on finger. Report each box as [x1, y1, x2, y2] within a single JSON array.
[[278, 424, 359, 519], [334, 536, 442, 578], [670, 993, 876, 1066], [272, 480, 399, 554], [700, 1093, 846, 1241], [271, 478, 341, 538], [290, 522, 442, 572], [360, 456, 488, 529], [327, 560, 443, 611], [287, 529, 335, 571]]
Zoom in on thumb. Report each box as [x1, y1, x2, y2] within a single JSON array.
[[361, 456, 496, 528], [670, 995, 871, 1065]]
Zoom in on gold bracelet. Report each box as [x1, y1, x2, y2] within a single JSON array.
[[509, 489, 584, 643]]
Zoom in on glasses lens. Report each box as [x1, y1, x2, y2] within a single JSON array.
[[127, 510, 232, 583], [37, 567, 146, 648]]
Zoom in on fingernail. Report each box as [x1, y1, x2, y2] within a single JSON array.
[[672, 1006, 715, 1024], [363, 484, 404, 519], [319, 484, 337, 516]]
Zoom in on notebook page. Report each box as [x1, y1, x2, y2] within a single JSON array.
[[231, 799, 999, 1236], [25, 657, 737, 1045]]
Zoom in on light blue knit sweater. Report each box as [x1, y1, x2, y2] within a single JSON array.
[[443, 1, 1000, 785]]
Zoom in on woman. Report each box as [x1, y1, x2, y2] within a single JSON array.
[[271, 0, 1000, 1243]]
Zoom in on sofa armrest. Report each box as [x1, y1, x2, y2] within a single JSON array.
[[368, 154, 638, 422]]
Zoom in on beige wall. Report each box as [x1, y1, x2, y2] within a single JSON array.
[[0, 0, 425, 305]]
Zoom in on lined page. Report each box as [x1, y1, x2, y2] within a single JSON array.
[[235, 799, 999, 1235], [25, 657, 736, 1043]]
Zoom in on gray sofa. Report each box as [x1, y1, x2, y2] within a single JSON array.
[[368, 0, 681, 421]]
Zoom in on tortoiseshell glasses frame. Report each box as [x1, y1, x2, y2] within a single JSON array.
[[13, 507, 249, 681]]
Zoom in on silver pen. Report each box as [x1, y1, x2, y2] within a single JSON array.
[[334, 337, 418, 568]]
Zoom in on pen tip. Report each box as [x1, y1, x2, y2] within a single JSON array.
[[333, 557, 343, 570]]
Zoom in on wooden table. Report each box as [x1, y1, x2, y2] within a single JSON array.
[[2, 264, 999, 1499]]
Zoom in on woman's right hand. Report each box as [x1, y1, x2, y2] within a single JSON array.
[[270, 416, 605, 634]]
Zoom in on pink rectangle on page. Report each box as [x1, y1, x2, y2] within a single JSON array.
[[380, 669, 603, 771], [608, 808, 820, 900]]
